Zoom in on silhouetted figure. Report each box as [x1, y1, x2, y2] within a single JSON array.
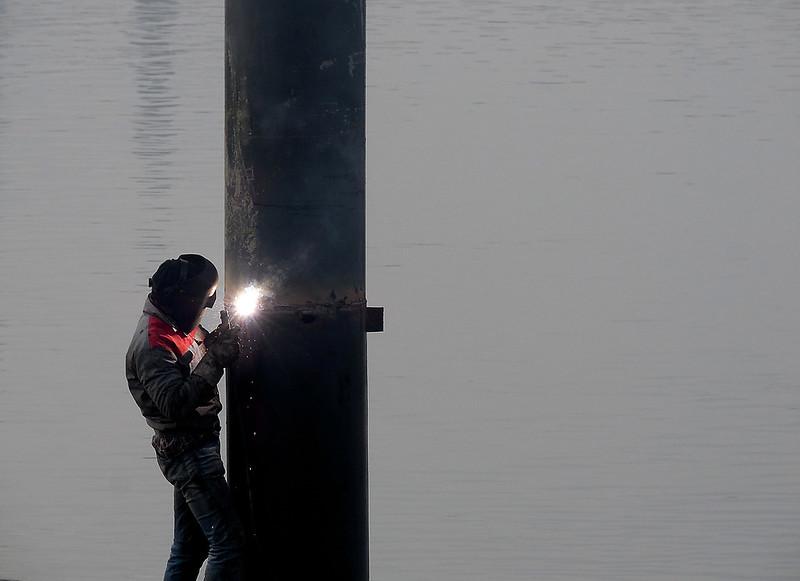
[[126, 254, 243, 580]]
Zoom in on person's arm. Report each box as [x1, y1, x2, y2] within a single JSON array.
[[136, 347, 223, 420]]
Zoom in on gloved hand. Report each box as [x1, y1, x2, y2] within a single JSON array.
[[205, 323, 241, 367]]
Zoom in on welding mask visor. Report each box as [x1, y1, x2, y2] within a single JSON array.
[[149, 254, 219, 334]]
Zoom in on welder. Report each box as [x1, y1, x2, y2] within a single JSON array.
[[125, 254, 244, 580]]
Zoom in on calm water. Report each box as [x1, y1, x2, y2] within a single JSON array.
[[1, 1, 800, 579]]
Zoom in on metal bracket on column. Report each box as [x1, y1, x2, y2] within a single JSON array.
[[366, 306, 384, 333]]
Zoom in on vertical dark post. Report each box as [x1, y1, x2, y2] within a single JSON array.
[[224, 1, 369, 580]]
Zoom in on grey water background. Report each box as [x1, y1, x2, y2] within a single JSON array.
[[1, 0, 799, 579]]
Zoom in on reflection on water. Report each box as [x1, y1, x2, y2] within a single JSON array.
[[130, 0, 178, 255], [0, 0, 799, 579]]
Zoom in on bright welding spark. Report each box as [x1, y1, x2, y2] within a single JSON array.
[[233, 285, 262, 318]]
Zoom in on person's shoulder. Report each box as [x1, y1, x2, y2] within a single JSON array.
[[127, 310, 151, 353]]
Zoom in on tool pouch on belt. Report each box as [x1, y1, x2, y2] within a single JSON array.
[[152, 430, 216, 459]]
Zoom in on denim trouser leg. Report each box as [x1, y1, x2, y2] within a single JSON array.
[[165, 485, 208, 580], [159, 438, 244, 581]]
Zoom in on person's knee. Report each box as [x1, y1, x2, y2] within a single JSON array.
[[208, 527, 244, 562], [170, 538, 209, 566]]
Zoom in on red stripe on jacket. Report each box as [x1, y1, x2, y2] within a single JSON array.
[[147, 316, 197, 357]]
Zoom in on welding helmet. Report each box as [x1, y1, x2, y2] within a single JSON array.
[[149, 254, 218, 334]]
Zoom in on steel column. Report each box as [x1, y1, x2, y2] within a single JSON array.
[[224, 1, 369, 579]]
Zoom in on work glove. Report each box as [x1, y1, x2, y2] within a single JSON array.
[[204, 323, 241, 367]]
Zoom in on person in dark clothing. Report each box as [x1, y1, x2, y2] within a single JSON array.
[[126, 254, 244, 581]]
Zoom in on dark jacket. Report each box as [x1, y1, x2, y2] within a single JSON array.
[[126, 297, 223, 436]]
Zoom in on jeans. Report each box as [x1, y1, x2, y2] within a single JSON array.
[[157, 437, 244, 581]]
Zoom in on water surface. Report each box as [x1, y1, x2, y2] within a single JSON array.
[[1, 1, 799, 579]]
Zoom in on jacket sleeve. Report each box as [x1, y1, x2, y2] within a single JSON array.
[[135, 346, 224, 421]]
